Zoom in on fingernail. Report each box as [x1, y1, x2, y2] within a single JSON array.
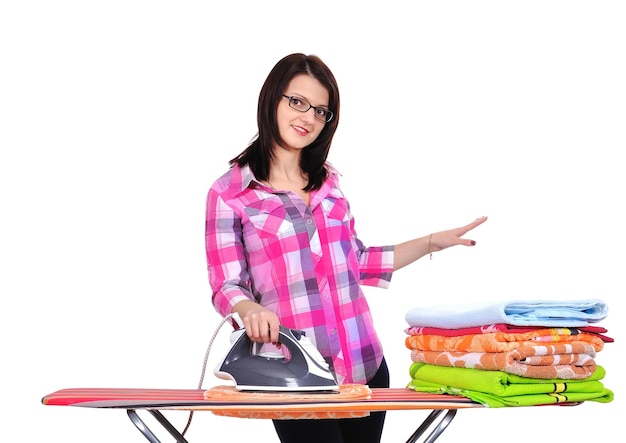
[[471, 240, 477, 245]]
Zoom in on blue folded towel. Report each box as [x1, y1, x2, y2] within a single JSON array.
[[405, 299, 608, 328]]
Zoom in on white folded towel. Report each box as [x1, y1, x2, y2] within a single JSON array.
[[405, 299, 608, 328]]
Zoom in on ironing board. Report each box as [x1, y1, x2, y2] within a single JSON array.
[[42, 387, 484, 443]]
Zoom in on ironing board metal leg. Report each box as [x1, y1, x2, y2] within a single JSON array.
[[125, 407, 457, 443], [126, 409, 189, 443], [405, 409, 457, 443], [127, 409, 162, 443], [148, 410, 190, 443]]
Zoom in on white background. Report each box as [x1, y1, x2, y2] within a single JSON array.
[[2, 1, 624, 442]]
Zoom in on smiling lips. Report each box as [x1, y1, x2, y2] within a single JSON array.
[[292, 125, 309, 136]]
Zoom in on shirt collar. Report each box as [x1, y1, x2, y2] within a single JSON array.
[[237, 163, 257, 192]]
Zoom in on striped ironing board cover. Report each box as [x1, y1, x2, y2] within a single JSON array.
[[42, 387, 483, 413]]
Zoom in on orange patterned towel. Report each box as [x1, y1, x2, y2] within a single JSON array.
[[204, 384, 372, 420], [409, 342, 597, 379], [405, 330, 605, 353]]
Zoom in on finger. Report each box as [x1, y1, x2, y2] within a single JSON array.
[[470, 216, 488, 228], [260, 326, 273, 343], [269, 322, 280, 344], [245, 323, 260, 342], [244, 316, 267, 342], [255, 318, 274, 343], [460, 216, 487, 233]]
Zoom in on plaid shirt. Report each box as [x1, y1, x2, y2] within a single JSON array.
[[205, 163, 394, 384]]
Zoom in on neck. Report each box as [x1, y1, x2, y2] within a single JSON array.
[[269, 147, 305, 185]]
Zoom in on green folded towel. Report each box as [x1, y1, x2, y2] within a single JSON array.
[[407, 363, 614, 407]]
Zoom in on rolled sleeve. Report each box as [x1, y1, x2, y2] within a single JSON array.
[[358, 245, 395, 288]]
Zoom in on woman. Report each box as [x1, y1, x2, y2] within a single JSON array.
[[205, 53, 487, 443]]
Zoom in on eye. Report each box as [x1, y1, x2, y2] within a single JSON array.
[[290, 97, 303, 107], [315, 108, 328, 117]]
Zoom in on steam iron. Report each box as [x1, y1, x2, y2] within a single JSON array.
[[214, 314, 339, 392]]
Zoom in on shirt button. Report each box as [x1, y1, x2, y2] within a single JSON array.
[[306, 219, 313, 225]]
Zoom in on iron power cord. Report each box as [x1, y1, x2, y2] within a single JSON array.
[[181, 313, 236, 436]]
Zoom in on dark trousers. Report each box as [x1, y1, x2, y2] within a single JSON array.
[[272, 358, 390, 443]]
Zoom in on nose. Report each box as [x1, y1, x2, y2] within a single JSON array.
[[299, 107, 317, 124]]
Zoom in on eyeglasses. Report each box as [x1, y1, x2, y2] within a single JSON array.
[[282, 95, 334, 123]]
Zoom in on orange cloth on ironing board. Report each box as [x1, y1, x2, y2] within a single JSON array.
[[204, 384, 372, 419]]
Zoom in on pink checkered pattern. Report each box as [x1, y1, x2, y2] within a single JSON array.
[[205, 163, 394, 384]]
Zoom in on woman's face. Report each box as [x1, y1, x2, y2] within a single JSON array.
[[276, 74, 330, 152]]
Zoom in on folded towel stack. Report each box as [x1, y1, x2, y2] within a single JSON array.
[[404, 299, 614, 407]]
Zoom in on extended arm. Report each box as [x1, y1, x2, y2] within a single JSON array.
[[393, 216, 488, 271]]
